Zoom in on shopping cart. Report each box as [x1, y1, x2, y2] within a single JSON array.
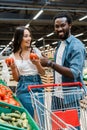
[[28, 82, 86, 130]]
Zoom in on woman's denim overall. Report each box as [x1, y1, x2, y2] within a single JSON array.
[[16, 74, 44, 123]]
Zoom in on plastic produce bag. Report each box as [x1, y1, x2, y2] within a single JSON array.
[[33, 47, 43, 58], [1, 60, 10, 85]]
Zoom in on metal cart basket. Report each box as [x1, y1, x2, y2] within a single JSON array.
[[28, 82, 86, 130]]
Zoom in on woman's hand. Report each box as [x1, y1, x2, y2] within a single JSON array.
[[5, 57, 14, 67], [30, 52, 40, 65], [5, 57, 17, 69], [29, 52, 45, 75], [30, 53, 39, 60], [30, 58, 40, 66], [5, 57, 19, 81]]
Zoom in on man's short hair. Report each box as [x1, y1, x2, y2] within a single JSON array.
[[53, 12, 72, 24]]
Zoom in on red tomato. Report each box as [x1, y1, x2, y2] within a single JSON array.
[[30, 53, 39, 60], [15, 101, 21, 107], [5, 57, 14, 65], [3, 99, 9, 103], [3, 95, 10, 100], [6, 89, 13, 95], [8, 98, 17, 105], [0, 89, 6, 99], [0, 96, 2, 100]]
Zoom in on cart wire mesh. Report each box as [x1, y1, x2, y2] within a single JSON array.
[[28, 82, 87, 130]]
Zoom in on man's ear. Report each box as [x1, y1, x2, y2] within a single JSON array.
[[69, 24, 72, 29]]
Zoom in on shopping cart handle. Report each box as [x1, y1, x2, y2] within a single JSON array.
[[28, 82, 82, 91]]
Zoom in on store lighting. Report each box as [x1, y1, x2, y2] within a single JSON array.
[[46, 32, 54, 37], [75, 33, 84, 37], [32, 41, 36, 44], [79, 15, 87, 21], [52, 41, 58, 45], [9, 41, 13, 45], [50, 48, 53, 51], [39, 46, 43, 49], [38, 37, 43, 41], [83, 39, 87, 42], [45, 50, 48, 52], [33, 9, 43, 20], [45, 44, 49, 47], [25, 24, 30, 28], [0, 45, 6, 47]]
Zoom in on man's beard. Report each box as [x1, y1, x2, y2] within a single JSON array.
[[55, 30, 70, 40]]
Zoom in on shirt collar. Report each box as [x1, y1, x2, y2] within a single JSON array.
[[66, 35, 74, 44], [57, 35, 74, 47]]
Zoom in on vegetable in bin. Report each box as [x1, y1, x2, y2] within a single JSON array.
[[0, 111, 31, 130], [0, 84, 20, 107]]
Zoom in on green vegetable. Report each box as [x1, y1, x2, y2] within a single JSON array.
[[1, 113, 12, 121], [15, 110, 21, 115], [0, 111, 31, 130], [20, 112, 26, 119], [16, 119, 23, 128], [0, 118, 8, 124], [22, 119, 28, 128], [6, 113, 21, 118]]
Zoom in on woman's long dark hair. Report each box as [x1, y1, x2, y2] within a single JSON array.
[[13, 26, 32, 53]]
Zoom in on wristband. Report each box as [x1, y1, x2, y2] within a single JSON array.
[[47, 60, 54, 68]]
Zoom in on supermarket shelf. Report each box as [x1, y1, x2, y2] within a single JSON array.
[[41, 74, 54, 84]]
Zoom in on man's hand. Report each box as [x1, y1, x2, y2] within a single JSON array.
[[40, 57, 49, 67]]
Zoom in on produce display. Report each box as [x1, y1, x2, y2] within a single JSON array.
[[0, 63, 40, 130], [0, 84, 20, 107], [0, 111, 31, 130], [83, 68, 87, 81], [0, 101, 40, 130], [0, 79, 7, 86]]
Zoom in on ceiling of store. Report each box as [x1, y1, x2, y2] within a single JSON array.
[[0, 0, 87, 55]]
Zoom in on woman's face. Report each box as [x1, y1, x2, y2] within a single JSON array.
[[21, 29, 32, 49]]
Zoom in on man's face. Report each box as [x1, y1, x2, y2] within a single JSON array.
[[54, 17, 71, 40]]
